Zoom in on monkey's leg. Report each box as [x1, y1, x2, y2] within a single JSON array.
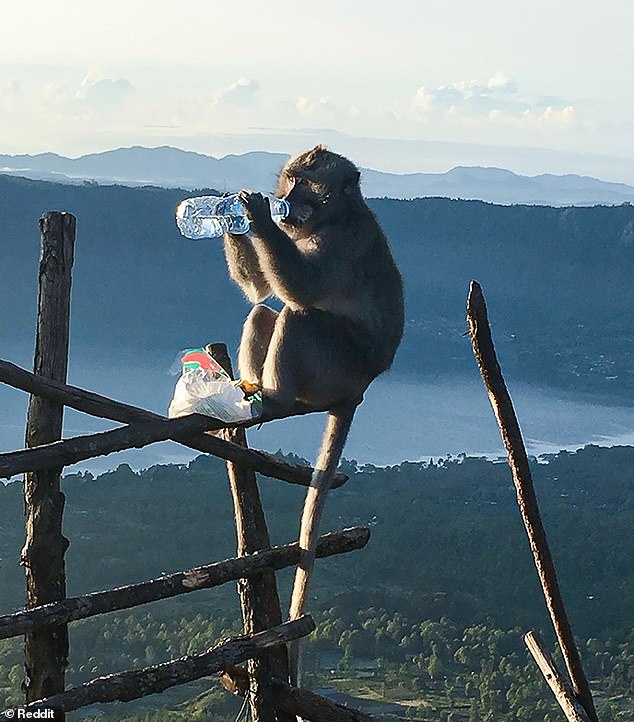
[[259, 307, 304, 411], [288, 405, 356, 693], [237, 304, 278, 384], [261, 308, 369, 412], [259, 310, 364, 694]]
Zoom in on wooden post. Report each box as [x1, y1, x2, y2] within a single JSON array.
[[210, 344, 294, 722], [21, 212, 75, 706], [467, 281, 598, 722]]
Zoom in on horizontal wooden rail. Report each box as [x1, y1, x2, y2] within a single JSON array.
[[0, 527, 369, 640], [26, 616, 315, 713], [221, 666, 377, 722], [0, 359, 348, 488]]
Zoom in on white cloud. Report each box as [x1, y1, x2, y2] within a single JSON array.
[[42, 75, 133, 118], [412, 87, 435, 115], [295, 95, 336, 117], [296, 96, 310, 114], [213, 78, 260, 107], [487, 71, 516, 92], [408, 72, 571, 125], [432, 72, 521, 112], [76, 77, 133, 109], [488, 105, 576, 128]]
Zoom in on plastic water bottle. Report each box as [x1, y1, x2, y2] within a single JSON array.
[[175, 194, 290, 239]]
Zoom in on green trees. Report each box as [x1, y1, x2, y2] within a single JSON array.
[[0, 450, 632, 719]]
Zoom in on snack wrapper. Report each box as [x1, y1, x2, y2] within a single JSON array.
[[168, 347, 262, 423]]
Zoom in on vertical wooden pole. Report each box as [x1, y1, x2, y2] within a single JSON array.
[[21, 212, 75, 707], [467, 281, 598, 722], [210, 344, 293, 722]]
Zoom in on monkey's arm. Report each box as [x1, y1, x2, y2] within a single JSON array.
[[223, 232, 272, 304], [253, 225, 325, 305], [238, 191, 331, 306]]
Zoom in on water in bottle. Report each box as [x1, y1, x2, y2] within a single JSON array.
[[175, 193, 290, 239]]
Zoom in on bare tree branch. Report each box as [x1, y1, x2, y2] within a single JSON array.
[[466, 280, 598, 722], [0, 359, 348, 488], [27, 616, 315, 713], [524, 632, 592, 722], [0, 528, 369, 640]]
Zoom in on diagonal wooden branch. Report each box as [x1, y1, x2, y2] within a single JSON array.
[[0, 415, 218, 477], [0, 359, 348, 488], [466, 280, 598, 722], [26, 616, 315, 713], [524, 632, 592, 722], [220, 666, 377, 722], [0, 527, 370, 640]]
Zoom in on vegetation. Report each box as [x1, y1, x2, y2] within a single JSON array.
[[0, 446, 632, 720]]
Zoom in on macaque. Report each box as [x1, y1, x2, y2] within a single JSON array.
[[223, 146, 404, 685]]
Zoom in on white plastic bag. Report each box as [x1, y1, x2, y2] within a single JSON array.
[[168, 348, 262, 423]]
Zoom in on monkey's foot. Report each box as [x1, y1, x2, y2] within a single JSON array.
[[237, 379, 261, 397]]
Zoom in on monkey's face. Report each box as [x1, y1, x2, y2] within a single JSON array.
[[276, 146, 361, 234], [277, 173, 326, 232]]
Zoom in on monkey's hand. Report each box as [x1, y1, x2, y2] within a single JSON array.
[[238, 190, 275, 235]]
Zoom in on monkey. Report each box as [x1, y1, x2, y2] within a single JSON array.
[[223, 146, 404, 687]]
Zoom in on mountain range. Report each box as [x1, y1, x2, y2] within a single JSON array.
[[3, 146, 634, 206]]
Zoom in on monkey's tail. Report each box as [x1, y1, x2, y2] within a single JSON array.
[[288, 405, 356, 688]]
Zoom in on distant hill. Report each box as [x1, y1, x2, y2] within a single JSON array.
[[0, 146, 282, 195], [362, 165, 634, 206], [3, 146, 634, 206], [1, 174, 634, 400], [1, 445, 631, 637]]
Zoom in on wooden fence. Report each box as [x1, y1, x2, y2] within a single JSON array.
[[0, 212, 372, 722], [0, 212, 601, 722]]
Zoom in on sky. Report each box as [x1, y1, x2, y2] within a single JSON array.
[[1, 0, 634, 178]]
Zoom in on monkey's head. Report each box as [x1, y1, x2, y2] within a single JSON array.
[[276, 146, 362, 234]]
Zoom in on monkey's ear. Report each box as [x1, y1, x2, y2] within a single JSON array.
[[343, 170, 361, 194]]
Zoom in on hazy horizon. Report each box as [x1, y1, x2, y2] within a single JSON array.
[[2, 2, 633, 182], [4, 134, 634, 189]]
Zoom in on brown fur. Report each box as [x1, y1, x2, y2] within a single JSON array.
[[223, 147, 404, 687], [224, 146, 404, 404]]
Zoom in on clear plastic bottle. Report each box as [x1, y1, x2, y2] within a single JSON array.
[[175, 194, 290, 239]]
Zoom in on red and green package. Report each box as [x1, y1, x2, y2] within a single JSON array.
[[179, 348, 230, 379]]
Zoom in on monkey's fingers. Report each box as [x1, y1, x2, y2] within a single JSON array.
[[238, 190, 270, 223]]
